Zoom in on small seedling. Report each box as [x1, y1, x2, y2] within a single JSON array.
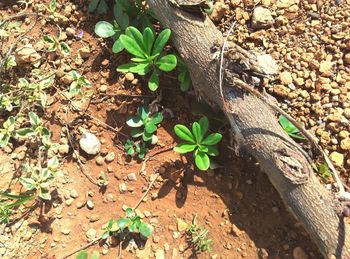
[[124, 139, 148, 159], [102, 208, 153, 240], [47, 0, 56, 15], [16, 112, 50, 140], [174, 116, 222, 171], [0, 192, 35, 223], [117, 26, 177, 91], [76, 250, 99, 259], [97, 172, 109, 187], [0, 116, 16, 147], [187, 214, 212, 253], [177, 56, 191, 92], [278, 115, 305, 140], [68, 70, 92, 98], [43, 34, 70, 55], [126, 106, 163, 144], [20, 156, 60, 200], [318, 162, 332, 182]]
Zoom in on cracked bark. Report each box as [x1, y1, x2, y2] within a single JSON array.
[[146, 0, 350, 257]]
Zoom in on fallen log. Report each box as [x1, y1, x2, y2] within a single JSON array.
[[146, 0, 350, 257]]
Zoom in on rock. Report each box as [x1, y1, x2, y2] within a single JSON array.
[[96, 156, 104, 166], [66, 27, 76, 37], [99, 85, 108, 93], [87, 200, 94, 209], [276, 0, 299, 9], [15, 44, 41, 67], [86, 228, 97, 241], [89, 214, 100, 222], [58, 144, 69, 155], [319, 61, 333, 74], [79, 46, 90, 58], [105, 152, 115, 163], [231, 223, 244, 236], [106, 193, 114, 202], [70, 189, 79, 199], [155, 249, 165, 259], [79, 132, 101, 155], [274, 84, 290, 98], [119, 183, 127, 193], [344, 53, 350, 64], [127, 172, 137, 181], [61, 228, 71, 235], [209, 2, 228, 22], [256, 54, 278, 75], [251, 6, 274, 29], [125, 73, 134, 81], [153, 235, 160, 243], [329, 152, 344, 167], [65, 198, 74, 206], [292, 246, 308, 259], [340, 138, 350, 150], [176, 218, 188, 232], [280, 71, 293, 85]]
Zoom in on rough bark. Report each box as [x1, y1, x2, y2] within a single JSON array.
[[146, 0, 350, 258]]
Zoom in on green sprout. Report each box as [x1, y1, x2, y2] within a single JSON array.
[[278, 115, 305, 140]]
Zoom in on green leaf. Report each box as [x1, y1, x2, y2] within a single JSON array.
[[112, 37, 124, 53], [201, 133, 222, 146], [152, 29, 171, 56], [16, 128, 34, 137], [178, 72, 191, 92], [150, 112, 163, 125], [142, 131, 153, 142], [94, 21, 116, 38], [19, 177, 36, 190], [0, 133, 9, 147], [114, 1, 129, 29], [139, 222, 153, 237], [29, 112, 40, 126], [97, 0, 108, 14], [125, 208, 134, 217], [156, 54, 177, 72], [117, 218, 131, 230], [195, 151, 210, 171], [151, 134, 158, 144], [138, 106, 149, 121], [145, 122, 157, 134], [174, 125, 195, 143], [59, 42, 70, 55], [192, 122, 202, 143], [49, 0, 56, 13], [125, 27, 145, 53], [126, 115, 143, 127], [198, 116, 209, 138], [173, 143, 196, 154], [120, 34, 145, 59], [117, 63, 151, 75], [148, 71, 159, 91], [206, 145, 219, 156], [198, 145, 208, 153], [131, 128, 143, 138], [76, 250, 88, 259], [91, 251, 100, 259], [143, 27, 154, 55], [39, 189, 51, 200], [101, 231, 110, 240], [43, 35, 55, 44]]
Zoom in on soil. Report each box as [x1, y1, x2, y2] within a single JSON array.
[[0, 0, 341, 258]]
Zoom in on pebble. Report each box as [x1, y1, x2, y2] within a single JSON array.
[[65, 198, 74, 206], [251, 6, 274, 29], [340, 138, 350, 150], [58, 144, 70, 155], [86, 228, 97, 241], [96, 156, 104, 166], [209, 2, 228, 22], [66, 27, 76, 37], [70, 189, 79, 199], [125, 73, 134, 81], [99, 85, 108, 93], [119, 183, 127, 193], [61, 228, 71, 235], [79, 132, 101, 155], [292, 246, 309, 259], [87, 200, 94, 209], [89, 214, 100, 222], [105, 152, 115, 163], [231, 223, 244, 236], [153, 235, 160, 243], [176, 218, 188, 232], [79, 46, 91, 59], [106, 193, 114, 202], [127, 172, 137, 181], [329, 151, 344, 167], [280, 71, 293, 85]]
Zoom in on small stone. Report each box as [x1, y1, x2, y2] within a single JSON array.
[[127, 172, 137, 181], [96, 156, 104, 166], [251, 6, 274, 29], [79, 132, 101, 155], [58, 144, 69, 155], [276, 0, 299, 9], [176, 218, 188, 232], [106, 193, 114, 202], [119, 183, 127, 193], [209, 2, 228, 22], [125, 73, 134, 81], [65, 198, 74, 206], [86, 228, 97, 241], [155, 249, 165, 259], [105, 152, 115, 163], [66, 27, 76, 37], [329, 152, 344, 167], [319, 61, 333, 74], [70, 189, 79, 199], [61, 228, 71, 235], [99, 85, 108, 93], [89, 214, 100, 222], [280, 71, 293, 85], [153, 235, 160, 243], [15, 44, 41, 67], [231, 223, 244, 236], [77, 200, 86, 209], [79, 46, 91, 59], [344, 53, 350, 64], [292, 246, 308, 259], [340, 138, 350, 150], [23, 231, 32, 241], [87, 200, 94, 209]]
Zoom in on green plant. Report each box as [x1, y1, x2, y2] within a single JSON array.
[[43, 34, 70, 55], [102, 207, 153, 240], [318, 162, 332, 182], [76, 250, 99, 259], [20, 156, 60, 200], [88, 0, 108, 14], [278, 115, 305, 140], [16, 112, 50, 140], [124, 139, 148, 159], [117, 26, 177, 91], [0, 116, 16, 147], [187, 214, 212, 253], [177, 56, 191, 92], [68, 70, 92, 98], [126, 106, 163, 144], [0, 192, 35, 223], [174, 116, 222, 171], [47, 0, 56, 15]]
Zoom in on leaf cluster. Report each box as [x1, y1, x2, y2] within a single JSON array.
[[0, 192, 34, 223], [102, 208, 153, 240], [68, 70, 92, 98], [117, 27, 177, 91], [187, 214, 212, 253], [43, 34, 70, 56], [174, 116, 222, 171]]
